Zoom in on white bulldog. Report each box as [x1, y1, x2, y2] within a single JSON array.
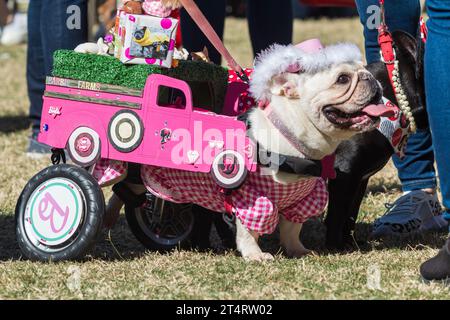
[[235, 40, 393, 260]]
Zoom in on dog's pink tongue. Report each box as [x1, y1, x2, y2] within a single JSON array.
[[362, 104, 396, 117]]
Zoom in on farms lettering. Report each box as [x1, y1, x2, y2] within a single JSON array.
[[77, 81, 101, 91]]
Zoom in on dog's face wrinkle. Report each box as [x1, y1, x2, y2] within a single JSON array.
[[352, 74, 382, 106], [329, 72, 359, 105], [322, 71, 382, 130], [309, 68, 358, 110], [318, 70, 382, 130], [251, 60, 384, 161]]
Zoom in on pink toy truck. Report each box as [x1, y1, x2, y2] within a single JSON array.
[[40, 74, 256, 186], [15, 71, 255, 261], [15, 0, 257, 261]]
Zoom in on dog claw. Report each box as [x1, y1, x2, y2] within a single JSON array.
[[244, 252, 275, 262], [285, 247, 313, 258]]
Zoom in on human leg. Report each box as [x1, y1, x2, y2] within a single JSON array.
[[246, 0, 293, 56], [419, 0, 450, 280], [180, 0, 226, 65], [27, 0, 87, 155]]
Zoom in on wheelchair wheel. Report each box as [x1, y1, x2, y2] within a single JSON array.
[[125, 192, 194, 251], [15, 164, 104, 261]]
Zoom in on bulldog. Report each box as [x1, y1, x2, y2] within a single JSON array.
[[325, 31, 434, 250], [102, 40, 394, 262], [233, 39, 395, 260]]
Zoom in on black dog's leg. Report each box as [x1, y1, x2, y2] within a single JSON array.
[[190, 205, 214, 251], [325, 174, 365, 250], [342, 178, 369, 247], [213, 215, 236, 250], [190, 206, 236, 250]]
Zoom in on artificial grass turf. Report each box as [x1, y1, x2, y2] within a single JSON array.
[[52, 50, 229, 111]]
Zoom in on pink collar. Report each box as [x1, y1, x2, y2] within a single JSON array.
[[266, 109, 312, 157], [265, 106, 336, 180]]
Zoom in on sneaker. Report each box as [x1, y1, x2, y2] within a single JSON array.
[[371, 190, 448, 238], [0, 13, 27, 46], [26, 133, 52, 159]]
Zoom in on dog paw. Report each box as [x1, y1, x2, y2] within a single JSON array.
[[284, 245, 313, 258], [244, 252, 275, 262]]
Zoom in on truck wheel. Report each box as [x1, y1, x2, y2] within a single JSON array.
[[211, 150, 248, 189], [125, 193, 194, 251], [15, 164, 105, 261], [67, 127, 101, 167]]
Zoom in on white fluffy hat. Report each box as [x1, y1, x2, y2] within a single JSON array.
[[249, 39, 362, 102]]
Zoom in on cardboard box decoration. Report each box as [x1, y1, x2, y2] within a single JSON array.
[[114, 11, 179, 67]]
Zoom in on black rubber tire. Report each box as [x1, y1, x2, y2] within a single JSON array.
[[125, 194, 194, 252], [15, 164, 105, 261]]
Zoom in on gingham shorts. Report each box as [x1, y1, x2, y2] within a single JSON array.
[[93, 160, 328, 235], [141, 166, 328, 235]]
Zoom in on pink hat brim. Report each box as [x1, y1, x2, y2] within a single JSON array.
[[295, 38, 324, 54]]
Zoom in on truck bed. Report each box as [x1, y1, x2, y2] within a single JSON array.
[[52, 50, 229, 113]]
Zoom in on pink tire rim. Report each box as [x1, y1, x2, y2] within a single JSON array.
[[211, 150, 247, 189], [68, 127, 101, 167]]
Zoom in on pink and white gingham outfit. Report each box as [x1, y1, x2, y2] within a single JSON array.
[[93, 160, 328, 235], [93, 159, 128, 187], [140, 166, 328, 235]]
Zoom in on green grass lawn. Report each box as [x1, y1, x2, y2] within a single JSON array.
[[0, 17, 448, 300]]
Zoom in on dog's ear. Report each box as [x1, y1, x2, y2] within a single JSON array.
[[202, 46, 209, 57], [392, 30, 429, 129], [270, 73, 300, 99], [392, 30, 417, 64], [414, 32, 425, 91]]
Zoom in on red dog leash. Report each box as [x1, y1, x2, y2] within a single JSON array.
[[178, 0, 249, 82], [378, 0, 397, 91], [377, 0, 418, 132]]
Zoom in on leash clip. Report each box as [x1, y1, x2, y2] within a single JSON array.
[[380, 48, 396, 65], [51, 148, 66, 165]]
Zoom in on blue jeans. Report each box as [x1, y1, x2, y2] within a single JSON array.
[[27, 0, 87, 133], [425, 0, 450, 217], [355, 0, 437, 192], [181, 0, 293, 64]]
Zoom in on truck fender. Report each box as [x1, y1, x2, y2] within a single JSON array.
[[62, 112, 109, 158]]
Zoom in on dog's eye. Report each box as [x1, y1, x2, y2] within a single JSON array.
[[337, 74, 351, 85]]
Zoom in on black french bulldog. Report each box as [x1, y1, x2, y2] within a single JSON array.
[[325, 30, 429, 250]]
